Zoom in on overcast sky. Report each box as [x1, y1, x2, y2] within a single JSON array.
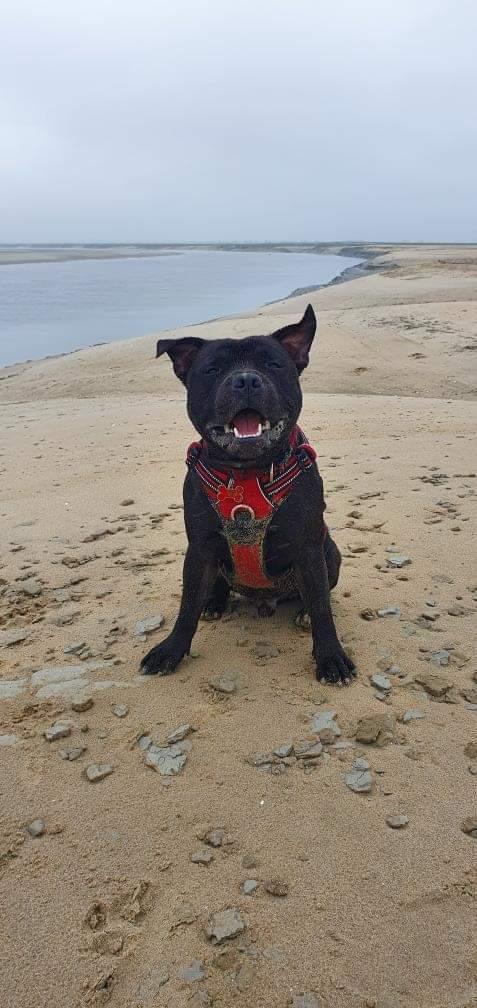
[[2, 0, 476, 243]]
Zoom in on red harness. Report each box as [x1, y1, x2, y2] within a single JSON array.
[[186, 426, 317, 592]]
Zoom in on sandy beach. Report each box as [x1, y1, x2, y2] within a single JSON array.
[[0, 244, 476, 1008]]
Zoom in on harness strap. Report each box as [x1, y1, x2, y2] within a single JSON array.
[[186, 426, 318, 590]]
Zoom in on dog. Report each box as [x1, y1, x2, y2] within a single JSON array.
[[141, 305, 356, 685]]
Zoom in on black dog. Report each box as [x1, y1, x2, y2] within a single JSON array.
[[141, 305, 355, 685]]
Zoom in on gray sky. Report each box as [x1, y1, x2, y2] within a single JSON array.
[[2, 0, 476, 243]]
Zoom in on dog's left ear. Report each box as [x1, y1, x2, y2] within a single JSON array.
[[271, 304, 317, 373], [156, 336, 206, 385]]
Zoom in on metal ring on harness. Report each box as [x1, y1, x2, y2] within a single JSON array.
[[231, 504, 255, 521]]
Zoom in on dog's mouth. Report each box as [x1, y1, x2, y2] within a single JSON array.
[[207, 409, 287, 454], [226, 409, 270, 439]]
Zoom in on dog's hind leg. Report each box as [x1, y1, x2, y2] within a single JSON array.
[[201, 574, 230, 621]]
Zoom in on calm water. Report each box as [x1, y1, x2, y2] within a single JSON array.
[[0, 249, 360, 367]]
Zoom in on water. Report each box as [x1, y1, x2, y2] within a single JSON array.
[[0, 249, 360, 367]]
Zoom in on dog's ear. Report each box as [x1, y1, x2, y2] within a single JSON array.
[[156, 337, 206, 385], [271, 304, 317, 373]]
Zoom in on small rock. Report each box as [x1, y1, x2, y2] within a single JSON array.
[[402, 709, 425, 724], [205, 907, 246, 944], [84, 763, 114, 783], [385, 555, 411, 568], [264, 878, 289, 897], [71, 694, 94, 712], [377, 607, 401, 617], [345, 760, 373, 793], [204, 828, 225, 847], [59, 745, 86, 761], [167, 723, 193, 743], [370, 673, 391, 692], [242, 879, 258, 895], [144, 743, 189, 775], [273, 743, 294, 758], [44, 720, 73, 742], [386, 814, 409, 829], [360, 608, 376, 621], [355, 712, 395, 746], [252, 640, 279, 659], [294, 740, 323, 759], [120, 498, 135, 506], [464, 741, 477, 759], [415, 670, 453, 698], [133, 615, 164, 637], [190, 848, 213, 865], [460, 816, 477, 837], [242, 854, 257, 869], [310, 710, 341, 738], [112, 704, 129, 718], [208, 673, 238, 695], [26, 818, 45, 837], [63, 641, 88, 656]]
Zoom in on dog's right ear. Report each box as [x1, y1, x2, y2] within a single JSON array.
[[156, 337, 206, 385]]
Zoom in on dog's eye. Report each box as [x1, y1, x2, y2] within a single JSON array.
[[267, 360, 283, 369], [205, 366, 219, 375]]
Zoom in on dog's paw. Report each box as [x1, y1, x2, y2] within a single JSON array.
[[314, 645, 356, 686], [140, 637, 186, 676], [295, 609, 311, 631], [201, 606, 225, 622]]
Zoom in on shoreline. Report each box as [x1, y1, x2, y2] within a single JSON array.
[[0, 247, 369, 371]]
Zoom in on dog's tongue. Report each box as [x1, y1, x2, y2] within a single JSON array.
[[232, 409, 262, 437]]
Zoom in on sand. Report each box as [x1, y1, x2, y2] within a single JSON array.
[[0, 245, 476, 1008]]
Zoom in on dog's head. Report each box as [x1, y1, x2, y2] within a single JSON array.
[[156, 305, 317, 465]]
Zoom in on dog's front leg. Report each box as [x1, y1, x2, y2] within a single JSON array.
[[141, 545, 217, 676], [294, 542, 356, 686]]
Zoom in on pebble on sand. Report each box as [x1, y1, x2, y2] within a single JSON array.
[[144, 742, 189, 775], [205, 907, 246, 944], [26, 818, 45, 837], [355, 712, 395, 746], [190, 848, 214, 865], [208, 673, 238, 694], [133, 615, 164, 637], [345, 759, 373, 794], [84, 763, 114, 783], [386, 814, 409, 829], [44, 720, 73, 742]]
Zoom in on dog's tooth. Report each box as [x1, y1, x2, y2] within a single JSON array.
[[264, 419, 271, 430], [257, 422, 262, 435], [225, 423, 232, 433]]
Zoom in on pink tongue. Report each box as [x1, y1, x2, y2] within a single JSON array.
[[233, 409, 262, 436]]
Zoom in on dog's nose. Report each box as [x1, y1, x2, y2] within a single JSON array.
[[231, 371, 263, 391]]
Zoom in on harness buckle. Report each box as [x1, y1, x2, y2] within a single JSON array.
[[231, 504, 255, 521]]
